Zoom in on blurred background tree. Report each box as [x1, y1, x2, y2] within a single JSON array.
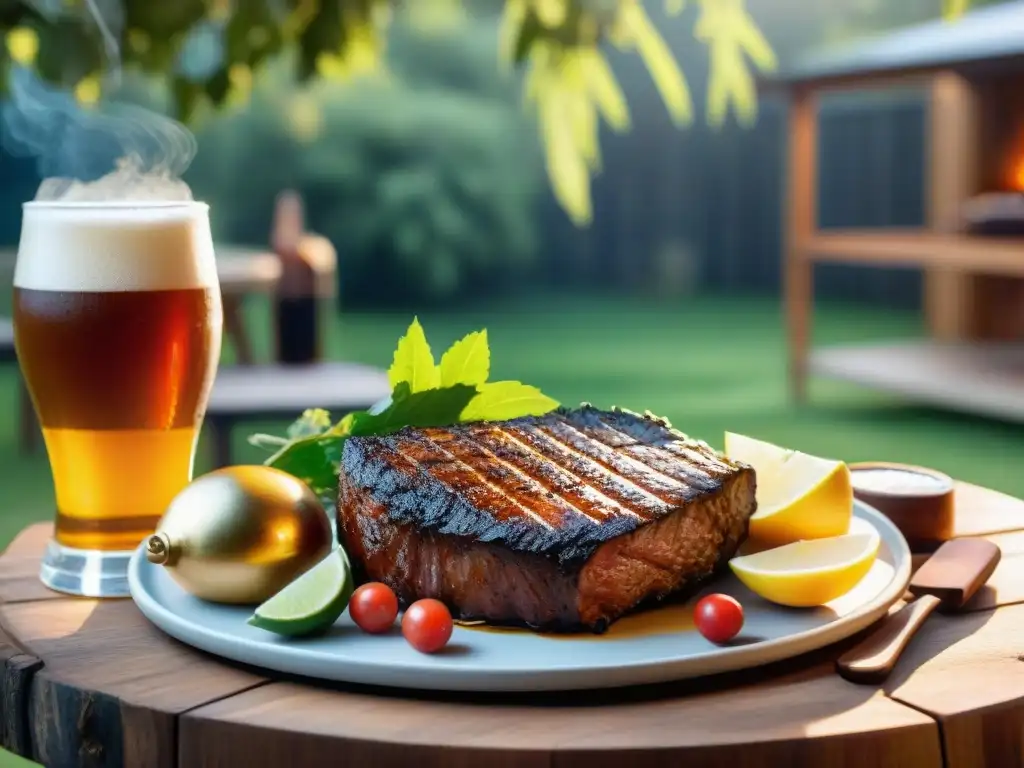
[[184, 15, 542, 307], [0, 0, 780, 227], [0, 0, 985, 306]]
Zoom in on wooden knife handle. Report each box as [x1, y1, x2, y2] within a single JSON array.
[[835, 594, 943, 685]]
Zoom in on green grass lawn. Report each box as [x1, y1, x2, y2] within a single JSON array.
[[0, 292, 1021, 766]]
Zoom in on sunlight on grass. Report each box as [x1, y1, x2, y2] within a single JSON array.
[[0, 751, 33, 767]]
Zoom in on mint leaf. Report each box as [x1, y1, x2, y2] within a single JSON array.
[[387, 317, 440, 393], [262, 385, 477, 508], [265, 432, 348, 507], [439, 329, 490, 387], [460, 381, 560, 422], [349, 382, 478, 436], [286, 408, 333, 439], [262, 408, 365, 505], [332, 411, 358, 435]]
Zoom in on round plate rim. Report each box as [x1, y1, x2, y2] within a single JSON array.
[[128, 499, 912, 692]]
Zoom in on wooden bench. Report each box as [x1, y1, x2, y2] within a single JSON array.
[[204, 361, 391, 467], [215, 248, 281, 366]]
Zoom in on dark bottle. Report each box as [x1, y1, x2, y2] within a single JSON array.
[[272, 192, 321, 365]]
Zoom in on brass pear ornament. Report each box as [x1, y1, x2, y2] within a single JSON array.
[[146, 466, 333, 605]]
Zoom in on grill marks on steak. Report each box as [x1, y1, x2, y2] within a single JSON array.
[[337, 407, 756, 632]]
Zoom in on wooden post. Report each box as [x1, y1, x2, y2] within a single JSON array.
[[784, 87, 818, 403], [925, 72, 979, 340]]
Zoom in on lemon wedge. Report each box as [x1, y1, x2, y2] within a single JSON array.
[[724, 432, 853, 546], [729, 531, 880, 607]]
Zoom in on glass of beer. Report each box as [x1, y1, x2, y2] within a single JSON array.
[[13, 201, 222, 597]]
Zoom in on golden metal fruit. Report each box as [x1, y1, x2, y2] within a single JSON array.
[[145, 465, 333, 605]]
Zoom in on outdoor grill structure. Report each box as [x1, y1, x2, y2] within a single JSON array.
[[765, 0, 1024, 423]]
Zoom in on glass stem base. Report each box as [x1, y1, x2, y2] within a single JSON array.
[[39, 539, 133, 598]]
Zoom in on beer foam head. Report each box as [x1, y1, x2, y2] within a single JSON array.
[[14, 201, 218, 293]]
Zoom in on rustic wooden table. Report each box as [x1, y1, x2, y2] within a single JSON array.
[[1, 481, 1023, 767]]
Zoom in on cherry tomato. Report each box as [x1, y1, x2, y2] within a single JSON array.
[[402, 598, 454, 653], [349, 582, 399, 634], [694, 593, 744, 644]]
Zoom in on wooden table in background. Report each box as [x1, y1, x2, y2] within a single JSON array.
[[762, 8, 1024, 419], [215, 236, 336, 366], [210, 248, 281, 366], [1, 481, 1024, 767], [205, 361, 391, 467]]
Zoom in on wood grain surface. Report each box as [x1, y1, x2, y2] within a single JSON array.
[[0, 479, 1023, 767]]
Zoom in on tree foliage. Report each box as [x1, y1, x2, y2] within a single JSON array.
[[185, 16, 542, 306], [5, 1, 979, 225]]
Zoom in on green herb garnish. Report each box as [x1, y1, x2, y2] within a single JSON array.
[[248, 318, 559, 507]]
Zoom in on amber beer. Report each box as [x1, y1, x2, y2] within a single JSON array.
[[13, 201, 222, 597]]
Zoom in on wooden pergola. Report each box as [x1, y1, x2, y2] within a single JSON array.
[[765, 1, 1024, 422]]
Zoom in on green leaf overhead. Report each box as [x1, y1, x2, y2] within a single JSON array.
[[460, 381, 560, 422], [387, 316, 440, 392], [439, 329, 490, 387], [0, 0, 779, 228]]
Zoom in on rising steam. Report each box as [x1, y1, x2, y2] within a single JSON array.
[[2, 0, 198, 202]]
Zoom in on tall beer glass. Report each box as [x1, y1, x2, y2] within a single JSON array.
[[13, 201, 222, 597]]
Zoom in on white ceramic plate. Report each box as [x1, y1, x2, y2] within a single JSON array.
[[128, 500, 911, 692]]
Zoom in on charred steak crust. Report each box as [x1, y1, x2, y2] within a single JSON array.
[[337, 406, 757, 633]]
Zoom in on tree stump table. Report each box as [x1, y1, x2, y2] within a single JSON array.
[[2, 480, 1024, 767]]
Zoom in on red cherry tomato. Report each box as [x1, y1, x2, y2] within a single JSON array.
[[694, 594, 744, 644], [402, 598, 454, 653], [349, 582, 399, 634]]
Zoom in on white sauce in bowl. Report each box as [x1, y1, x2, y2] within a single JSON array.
[[851, 468, 951, 496]]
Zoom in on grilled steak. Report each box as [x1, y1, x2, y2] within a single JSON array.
[[337, 406, 756, 633]]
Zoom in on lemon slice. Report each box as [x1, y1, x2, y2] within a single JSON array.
[[724, 432, 853, 546], [729, 531, 880, 607]]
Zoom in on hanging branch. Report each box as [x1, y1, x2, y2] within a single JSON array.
[[0, 0, 784, 225]]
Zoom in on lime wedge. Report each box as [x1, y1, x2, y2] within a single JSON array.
[[248, 547, 353, 637]]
